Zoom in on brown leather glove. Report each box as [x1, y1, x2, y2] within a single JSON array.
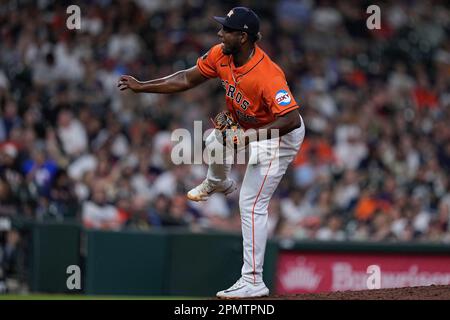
[[212, 111, 245, 147]]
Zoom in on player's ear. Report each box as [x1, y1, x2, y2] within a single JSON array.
[[240, 32, 248, 44]]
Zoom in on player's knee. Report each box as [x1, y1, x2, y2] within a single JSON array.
[[240, 195, 270, 215], [205, 130, 221, 150], [254, 203, 269, 215]]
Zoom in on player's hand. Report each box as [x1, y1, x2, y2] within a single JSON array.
[[212, 111, 246, 148], [118, 75, 142, 92]]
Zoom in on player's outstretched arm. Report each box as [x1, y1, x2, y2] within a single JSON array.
[[117, 65, 208, 93]]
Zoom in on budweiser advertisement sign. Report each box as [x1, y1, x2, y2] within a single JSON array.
[[275, 251, 450, 294]]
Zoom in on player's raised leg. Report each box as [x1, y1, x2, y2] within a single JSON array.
[[187, 129, 237, 201]]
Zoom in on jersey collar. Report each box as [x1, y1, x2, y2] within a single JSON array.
[[229, 45, 264, 77]]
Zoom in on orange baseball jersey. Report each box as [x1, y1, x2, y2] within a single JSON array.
[[197, 44, 299, 130]]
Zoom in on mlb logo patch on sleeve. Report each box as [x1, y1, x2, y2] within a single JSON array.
[[275, 89, 291, 106]]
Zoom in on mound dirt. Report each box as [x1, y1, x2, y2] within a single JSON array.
[[264, 285, 450, 300]]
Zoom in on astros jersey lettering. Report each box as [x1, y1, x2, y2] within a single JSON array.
[[197, 44, 299, 130]]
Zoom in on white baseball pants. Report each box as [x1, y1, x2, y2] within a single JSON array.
[[204, 114, 305, 284]]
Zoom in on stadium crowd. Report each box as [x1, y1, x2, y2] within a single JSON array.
[[0, 0, 450, 283]]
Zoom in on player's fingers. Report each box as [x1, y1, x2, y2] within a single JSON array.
[[117, 78, 129, 87]]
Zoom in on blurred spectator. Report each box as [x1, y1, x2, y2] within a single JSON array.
[[22, 148, 58, 198], [0, 178, 18, 216], [108, 23, 143, 63], [0, 228, 21, 293], [161, 194, 194, 227], [316, 214, 346, 241], [125, 196, 151, 231], [147, 193, 170, 227], [57, 109, 88, 158], [82, 183, 122, 230], [49, 169, 79, 220], [1, 230, 20, 278]]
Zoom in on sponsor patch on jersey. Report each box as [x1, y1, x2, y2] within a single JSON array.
[[275, 90, 291, 106]]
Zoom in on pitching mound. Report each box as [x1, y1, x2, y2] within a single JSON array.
[[262, 285, 450, 300]]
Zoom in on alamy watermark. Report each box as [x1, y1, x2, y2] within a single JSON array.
[[170, 122, 281, 174], [66, 5, 81, 30], [66, 265, 81, 290], [366, 5, 381, 30], [366, 264, 381, 289]]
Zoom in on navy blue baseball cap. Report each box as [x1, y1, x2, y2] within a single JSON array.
[[213, 7, 260, 35]]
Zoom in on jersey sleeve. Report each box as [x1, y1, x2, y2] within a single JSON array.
[[196, 44, 222, 79], [263, 76, 299, 116]]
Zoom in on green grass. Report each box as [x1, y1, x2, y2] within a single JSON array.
[[0, 294, 206, 300]]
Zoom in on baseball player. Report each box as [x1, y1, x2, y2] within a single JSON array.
[[118, 7, 305, 298]]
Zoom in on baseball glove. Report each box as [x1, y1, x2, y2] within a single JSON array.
[[212, 111, 245, 148]]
